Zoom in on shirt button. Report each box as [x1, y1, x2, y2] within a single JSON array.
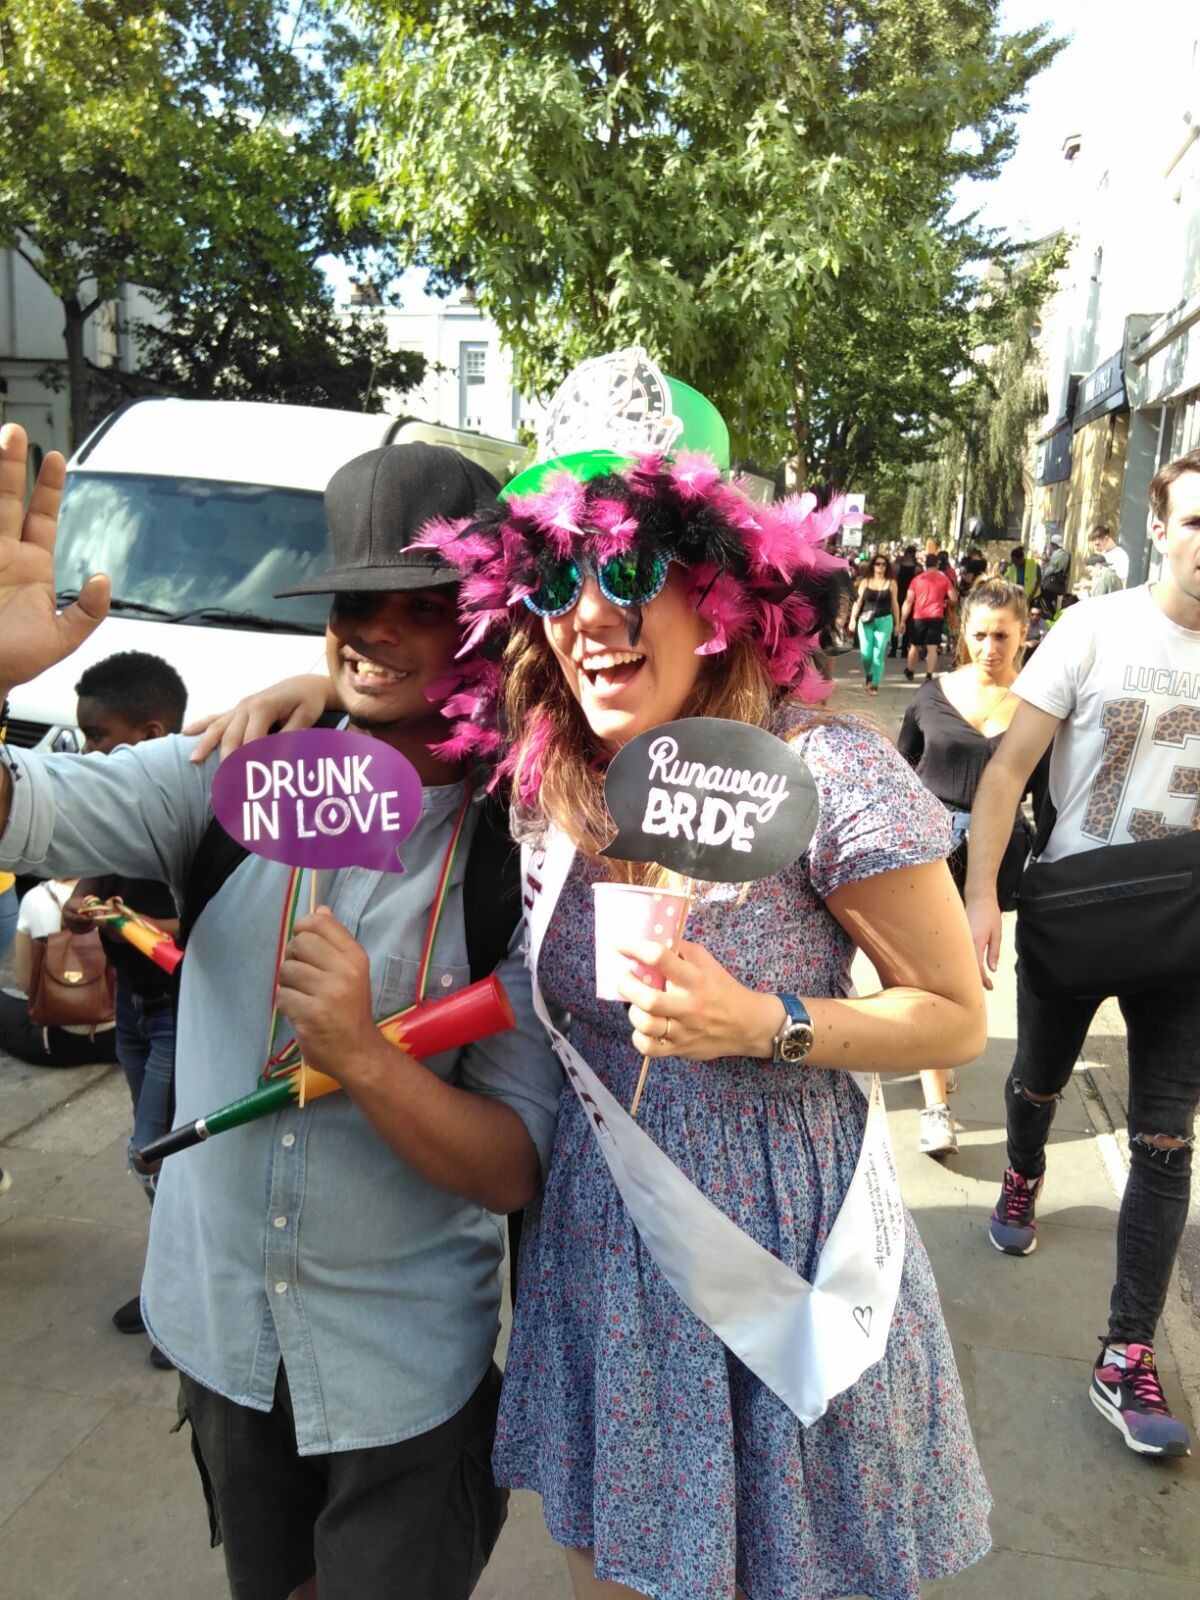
[[275, 1281, 288, 1295], [281, 1133, 296, 1148], [274, 1216, 287, 1230], [440, 973, 453, 988]]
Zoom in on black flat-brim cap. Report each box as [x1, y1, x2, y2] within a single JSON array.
[[274, 441, 500, 597]]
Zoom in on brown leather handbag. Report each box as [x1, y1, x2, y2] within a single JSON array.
[[27, 929, 117, 1028]]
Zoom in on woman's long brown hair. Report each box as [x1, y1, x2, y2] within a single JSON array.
[[501, 620, 848, 885]]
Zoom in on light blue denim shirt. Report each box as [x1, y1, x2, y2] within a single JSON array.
[[1, 736, 563, 1454]]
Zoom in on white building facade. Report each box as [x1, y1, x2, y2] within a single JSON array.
[[1029, 17, 1200, 586], [0, 247, 159, 466], [349, 286, 540, 444]]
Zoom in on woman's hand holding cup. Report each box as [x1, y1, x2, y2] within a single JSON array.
[[615, 939, 785, 1062]]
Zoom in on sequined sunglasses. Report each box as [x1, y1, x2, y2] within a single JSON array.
[[523, 548, 675, 619]]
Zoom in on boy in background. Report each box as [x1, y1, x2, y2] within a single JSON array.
[[64, 651, 186, 1360]]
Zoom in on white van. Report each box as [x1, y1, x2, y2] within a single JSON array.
[[6, 399, 529, 752]]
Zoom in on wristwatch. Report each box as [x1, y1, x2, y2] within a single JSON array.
[[772, 993, 815, 1065]]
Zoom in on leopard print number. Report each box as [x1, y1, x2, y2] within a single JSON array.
[[1081, 699, 1146, 842], [1082, 699, 1200, 842], [1127, 704, 1200, 841]]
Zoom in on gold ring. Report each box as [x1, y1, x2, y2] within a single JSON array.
[[663, 1018, 672, 1043]]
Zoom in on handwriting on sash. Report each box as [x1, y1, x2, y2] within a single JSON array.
[[862, 1133, 904, 1278]]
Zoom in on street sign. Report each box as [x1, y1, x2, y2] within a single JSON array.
[[841, 493, 866, 548]]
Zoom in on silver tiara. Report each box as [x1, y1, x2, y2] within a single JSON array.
[[540, 347, 684, 462]]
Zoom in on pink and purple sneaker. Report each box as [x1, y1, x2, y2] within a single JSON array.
[[988, 1166, 1042, 1255], [1090, 1342, 1191, 1458]]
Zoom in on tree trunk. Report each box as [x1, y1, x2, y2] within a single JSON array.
[[63, 296, 90, 451], [203, 300, 246, 395], [786, 374, 808, 492]]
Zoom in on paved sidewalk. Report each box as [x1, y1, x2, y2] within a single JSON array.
[[1, 651, 1196, 1596]]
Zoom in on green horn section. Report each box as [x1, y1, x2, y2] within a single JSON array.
[[204, 1076, 298, 1135]]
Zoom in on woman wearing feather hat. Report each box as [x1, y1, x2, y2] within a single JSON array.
[[412, 351, 993, 1600], [198, 350, 993, 1600]]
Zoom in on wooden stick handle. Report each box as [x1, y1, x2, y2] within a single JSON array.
[[628, 878, 696, 1119], [629, 1054, 652, 1118], [298, 870, 319, 1109]]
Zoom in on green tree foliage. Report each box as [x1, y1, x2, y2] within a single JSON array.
[[898, 239, 1066, 545], [0, 0, 419, 443], [341, 0, 1060, 483]]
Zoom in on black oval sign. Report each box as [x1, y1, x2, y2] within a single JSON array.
[[601, 717, 819, 883]]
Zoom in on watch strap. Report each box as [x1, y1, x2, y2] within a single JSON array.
[[777, 993, 811, 1028], [772, 993, 814, 1063]]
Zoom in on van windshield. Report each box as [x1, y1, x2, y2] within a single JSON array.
[[55, 473, 334, 632]]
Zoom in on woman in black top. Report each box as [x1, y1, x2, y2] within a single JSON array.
[[898, 579, 1043, 1157], [889, 545, 920, 656]]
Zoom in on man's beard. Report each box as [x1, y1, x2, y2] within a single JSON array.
[[347, 710, 409, 733], [347, 708, 447, 740]]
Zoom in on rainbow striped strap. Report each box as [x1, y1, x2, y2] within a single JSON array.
[[261, 774, 474, 1082]]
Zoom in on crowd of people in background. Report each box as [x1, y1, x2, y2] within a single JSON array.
[[843, 517, 1130, 680]]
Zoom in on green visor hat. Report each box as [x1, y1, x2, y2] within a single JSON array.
[[502, 348, 729, 500]]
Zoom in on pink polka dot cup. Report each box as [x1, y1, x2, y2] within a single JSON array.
[[592, 883, 689, 1001]]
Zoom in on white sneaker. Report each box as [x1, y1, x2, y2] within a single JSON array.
[[919, 1103, 958, 1156]]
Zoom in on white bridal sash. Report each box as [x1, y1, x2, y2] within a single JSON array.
[[522, 832, 906, 1427]]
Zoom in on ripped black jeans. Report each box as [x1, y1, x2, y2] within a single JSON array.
[[1006, 963, 1200, 1346]]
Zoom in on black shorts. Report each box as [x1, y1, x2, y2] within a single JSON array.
[[909, 616, 944, 648], [177, 1363, 508, 1600]]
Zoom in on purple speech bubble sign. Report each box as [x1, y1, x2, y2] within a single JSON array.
[[211, 729, 424, 873]]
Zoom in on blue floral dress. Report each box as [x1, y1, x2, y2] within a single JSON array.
[[494, 718, 992, 1599]]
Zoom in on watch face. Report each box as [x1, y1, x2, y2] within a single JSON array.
[[779, 1024, 815, 1064]]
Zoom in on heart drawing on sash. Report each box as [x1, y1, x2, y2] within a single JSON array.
[[853, 1305, 873, 1337]]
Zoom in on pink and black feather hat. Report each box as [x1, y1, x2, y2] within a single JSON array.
[[415, 349, 865, 778]]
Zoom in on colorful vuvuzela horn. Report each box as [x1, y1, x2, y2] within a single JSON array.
[[137, 974, 516, 1163], [79, 896, 183, 975]]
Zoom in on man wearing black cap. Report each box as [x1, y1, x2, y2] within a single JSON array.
[[1079, 550, 1124, 599], [0, 425, 563, 1600], [277, 442, 505, 776]]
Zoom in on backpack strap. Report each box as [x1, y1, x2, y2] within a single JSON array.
[[177, 819, 249, 951], [462, 786, 521, 982]]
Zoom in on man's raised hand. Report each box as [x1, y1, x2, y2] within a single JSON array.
[[0, 423, 109, 692]]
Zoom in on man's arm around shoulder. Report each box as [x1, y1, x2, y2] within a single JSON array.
[[964, 701, 1061, 989]]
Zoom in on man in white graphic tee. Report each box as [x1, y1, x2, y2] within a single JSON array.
[[965, 451, 1200, 1462]]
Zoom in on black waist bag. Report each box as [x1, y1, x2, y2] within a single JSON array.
[[1014, 830, 1200, 998]]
